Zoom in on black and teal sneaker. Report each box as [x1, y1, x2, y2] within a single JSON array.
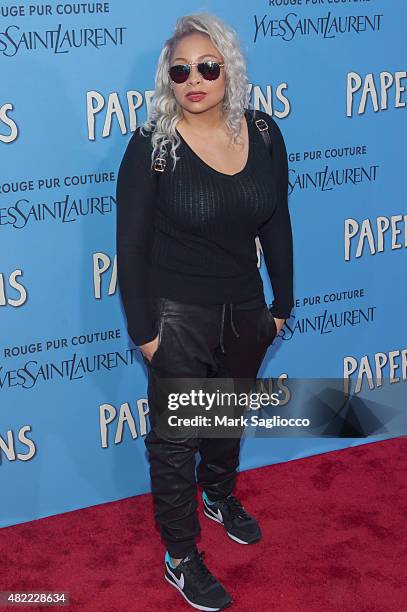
[[164, 547, 232, 611], [202, 491, 262, 545]]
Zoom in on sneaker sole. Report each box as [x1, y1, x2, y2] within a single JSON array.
[[164, 573, 232, 611], [203, 507, 262, 545]]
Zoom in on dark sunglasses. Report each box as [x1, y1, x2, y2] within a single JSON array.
[[168, 61, 225, 84]]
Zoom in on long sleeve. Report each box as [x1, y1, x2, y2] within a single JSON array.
[[116, 128, 158, 346], [257, 113, 294, 319]]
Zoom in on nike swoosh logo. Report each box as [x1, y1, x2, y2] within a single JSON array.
[[166, 564, 185, 590], [207, 503, 223, 522]]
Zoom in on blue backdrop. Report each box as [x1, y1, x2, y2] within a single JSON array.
[[1, 1, 406, 528]]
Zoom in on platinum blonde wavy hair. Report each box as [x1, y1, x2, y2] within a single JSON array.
[[139, 12, 252, 172]]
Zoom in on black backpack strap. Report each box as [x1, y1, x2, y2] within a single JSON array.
[[153, 129, 167, 174], [252, 112, 274, 308], [153, 154, 166, 173], [254, 116, 272, 159]]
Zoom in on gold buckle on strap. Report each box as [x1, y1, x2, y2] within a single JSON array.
[[255, 119, 269, 132]]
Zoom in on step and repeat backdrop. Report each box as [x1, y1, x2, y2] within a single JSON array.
[[1, 1, 406, 527]]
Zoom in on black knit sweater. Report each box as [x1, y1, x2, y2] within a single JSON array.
[[116, 108, 294, 346]]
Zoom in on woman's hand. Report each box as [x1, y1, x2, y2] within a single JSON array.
[[140, 334, 160, 363], [273, 316, 285, 335]]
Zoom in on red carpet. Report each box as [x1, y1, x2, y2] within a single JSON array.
[[1, 437, 406, 612]]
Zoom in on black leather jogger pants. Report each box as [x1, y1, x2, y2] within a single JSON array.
[[141, 294, 278, 558]]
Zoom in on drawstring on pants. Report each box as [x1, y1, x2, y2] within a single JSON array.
[[219, 303, 240, 354]]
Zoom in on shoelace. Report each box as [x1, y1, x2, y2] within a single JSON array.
[[183, 550, 218, 588], [221, 494, 250, 519]]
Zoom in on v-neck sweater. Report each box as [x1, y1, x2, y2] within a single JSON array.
[[116, 108, 294, 346]]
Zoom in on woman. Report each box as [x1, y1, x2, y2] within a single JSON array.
[[116, 12, 294, 611]]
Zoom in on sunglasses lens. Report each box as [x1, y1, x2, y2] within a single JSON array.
[[199, 62, 221, 80], [169, 62, 223, 83], [169, 65, 190, 83]]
